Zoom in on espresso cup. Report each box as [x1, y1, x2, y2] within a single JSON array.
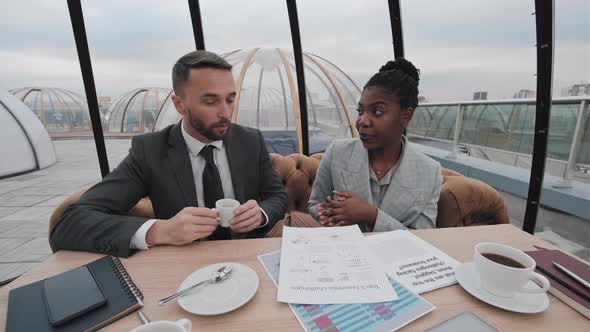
[[474, 243, 550, 297], [129, 318, 191, 332], [215, 199, 240, 227]]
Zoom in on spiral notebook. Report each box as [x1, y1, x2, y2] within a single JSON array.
[[6, 256, 143, 332]]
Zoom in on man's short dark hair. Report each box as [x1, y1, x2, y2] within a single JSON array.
[[172, 50, 232, 96]]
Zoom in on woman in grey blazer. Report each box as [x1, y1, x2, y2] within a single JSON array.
[[308, 59, 442, 232]]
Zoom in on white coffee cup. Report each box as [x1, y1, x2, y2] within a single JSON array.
[[474, 243, 550, 298], [129, 318, 191, 332], [215, 199, 240, 227]]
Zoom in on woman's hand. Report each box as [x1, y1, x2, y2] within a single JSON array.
[[318, 191, 377, 227]]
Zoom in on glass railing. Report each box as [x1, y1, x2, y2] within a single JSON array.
[[408, 97, 590, 184]]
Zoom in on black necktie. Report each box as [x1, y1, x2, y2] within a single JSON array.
[[200, 145, 231, 240]]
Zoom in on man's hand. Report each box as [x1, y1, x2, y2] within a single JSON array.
[[319, 191, 377, 227], [230, 199, 263, 233], [146, 207, 219, 245]]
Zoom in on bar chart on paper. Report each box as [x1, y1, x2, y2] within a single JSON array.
[[259, 250, 435, 332]]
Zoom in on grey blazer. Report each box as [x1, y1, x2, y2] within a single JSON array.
[[308, 137, 442, 231], [50, 122, 288, 257]]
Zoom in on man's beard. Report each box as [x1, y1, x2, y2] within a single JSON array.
[[186, 108, 231, 141]]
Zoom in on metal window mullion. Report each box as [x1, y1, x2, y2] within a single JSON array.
[[523, 0, 555, 235], [286, 0, 309, 156], [387, 0, 404, 58], [187, 0, 205, 50], [277, 48, 304, 154], [66, 0, 109, 177]]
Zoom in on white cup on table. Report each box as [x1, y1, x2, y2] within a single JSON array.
[[474, 242, 550, 298], [215, 199, 240, 227], [130, 318, 191, 332]]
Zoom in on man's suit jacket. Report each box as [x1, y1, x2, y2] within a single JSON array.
[[50, 122, 288, 257], [308, 137, 442, 231]]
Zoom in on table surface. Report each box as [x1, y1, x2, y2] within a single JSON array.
[[1, 224, 589, 331]]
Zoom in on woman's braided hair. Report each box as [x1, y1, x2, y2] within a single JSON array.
[[363, 58, 420, 109]]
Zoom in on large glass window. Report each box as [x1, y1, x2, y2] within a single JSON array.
[[402, 0, 536, 102], [81, 0, 194, 165], [298, 0, 392, 89]]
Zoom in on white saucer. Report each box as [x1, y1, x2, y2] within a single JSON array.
[[455, 262, 549, 314], [177, 262, 259, 315]]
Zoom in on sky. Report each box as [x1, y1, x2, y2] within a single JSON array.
[[0, 0, 588, 102]]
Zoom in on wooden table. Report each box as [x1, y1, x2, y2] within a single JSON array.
[[1, 224, 588, 331]]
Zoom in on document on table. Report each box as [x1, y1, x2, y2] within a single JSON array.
[[277, 225, 397, 304], [366, 230, 460, 294], [259, 250, 435, 332]]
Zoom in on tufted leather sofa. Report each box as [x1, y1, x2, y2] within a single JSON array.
[[267, 153, 509, 228], [49, 152, 509, 251], [269, 153, 324, 212], [437, 168, 509, 227]]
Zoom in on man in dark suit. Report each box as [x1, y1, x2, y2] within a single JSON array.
[[50, 50, 288, 257]]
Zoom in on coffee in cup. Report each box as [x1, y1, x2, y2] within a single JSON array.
[[480, 253, 525, 268], [474, 243, 550, 298]]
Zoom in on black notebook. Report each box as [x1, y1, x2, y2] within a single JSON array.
[[6, 256, 143, 332]]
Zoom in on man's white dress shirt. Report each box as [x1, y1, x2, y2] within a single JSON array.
[[130, 122, 268, 249]]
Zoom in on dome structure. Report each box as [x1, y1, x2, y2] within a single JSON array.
[[10, 87, 99, 134], [0, 88, 56, 178], [105, 87, 171, 133], [154, 48, 360, 154]]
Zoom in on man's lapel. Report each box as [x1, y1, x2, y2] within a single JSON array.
[[167, 122, 198, 206], [223, 124, 246, 203], [340, 140, 373, 205]]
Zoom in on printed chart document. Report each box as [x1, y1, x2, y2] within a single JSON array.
[[260, 250, 434, 332], [278, 225, 397, 304], [367, 230, 460, 294]]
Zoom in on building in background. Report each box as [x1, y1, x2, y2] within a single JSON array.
[[473, 91, 488, 100], [513, 89, 536, 99], [567, 83, 590, 96]]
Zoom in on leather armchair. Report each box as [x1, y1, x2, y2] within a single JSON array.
[[268, 153, 509, 228]]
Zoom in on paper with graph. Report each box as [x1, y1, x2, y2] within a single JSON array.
[[259, 250, 434, 332], [277, 225, 397, 304]]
